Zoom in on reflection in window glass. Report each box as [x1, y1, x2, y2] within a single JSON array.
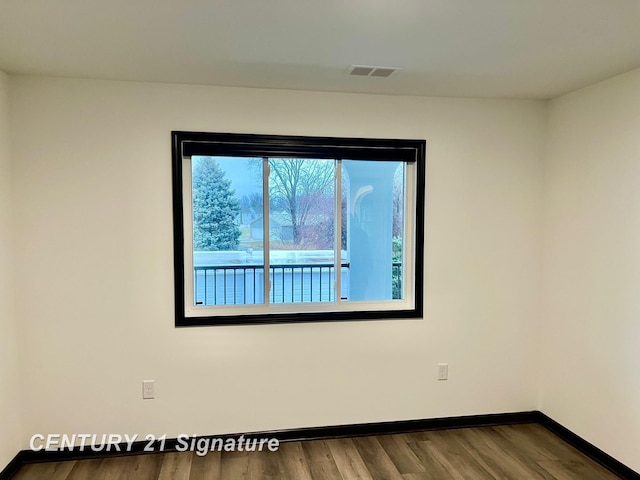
[[343, 160, 404, 301]]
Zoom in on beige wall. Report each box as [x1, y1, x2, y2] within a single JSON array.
[[541, 68, 640, 472], [8, 76, 545, 445], [4, 68, 640, 473], [0, 71, 20, 468]]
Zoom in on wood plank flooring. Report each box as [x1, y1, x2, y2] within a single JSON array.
[[11, 424, 621, 479]]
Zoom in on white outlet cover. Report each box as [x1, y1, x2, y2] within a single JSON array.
[[437, 363, 449, 381], [142, 380, 155, 399]]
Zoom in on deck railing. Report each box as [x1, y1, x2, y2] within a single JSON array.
[[194, 262, 402, 305]]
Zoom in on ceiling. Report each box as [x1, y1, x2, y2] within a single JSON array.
[[0, 0, 639, 99]]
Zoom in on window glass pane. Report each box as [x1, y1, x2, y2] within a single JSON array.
[[268, 158, 336, 303], [192, 156, 264, 306], [343, 160, 405, 301]]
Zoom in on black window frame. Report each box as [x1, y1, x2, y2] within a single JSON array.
[[172, 131, 426, 327]]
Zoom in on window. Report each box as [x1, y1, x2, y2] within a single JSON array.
[[172, 132, 425, 326]]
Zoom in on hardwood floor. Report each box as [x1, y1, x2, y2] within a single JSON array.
[[11, 424, 620, 479]]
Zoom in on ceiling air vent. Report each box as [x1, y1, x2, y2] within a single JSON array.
[[348, 65, 401, 78]]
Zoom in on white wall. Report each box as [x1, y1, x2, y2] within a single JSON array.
[[9, 76, 545, 446], [541, 68, 640, 472], [0, 71, 21, 468]]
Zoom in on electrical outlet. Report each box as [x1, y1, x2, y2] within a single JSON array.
[[142, 380, 155, 399], [437, 363, 448, 381]]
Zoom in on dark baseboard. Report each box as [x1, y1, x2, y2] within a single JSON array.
[[0, 451, 27, 480], [264, 410, 540, 443], [537, 412, 640, 480], [9, 411, 540, 467], [1, 410, 637, 479]]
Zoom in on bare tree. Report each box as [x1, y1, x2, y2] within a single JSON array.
[[392, 168, 404, 238], [268, 159, 334, 245]]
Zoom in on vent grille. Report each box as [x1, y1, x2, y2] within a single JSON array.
[[348, 65, 401, 78], [350, 66, 375, 76]]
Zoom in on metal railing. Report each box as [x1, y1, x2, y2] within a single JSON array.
[[194, 262, 402, 306]]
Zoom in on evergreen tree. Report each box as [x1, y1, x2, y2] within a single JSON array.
[[192, 157, 241, 251]]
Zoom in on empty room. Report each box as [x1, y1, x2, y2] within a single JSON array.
[[0, 1, 639, 479]]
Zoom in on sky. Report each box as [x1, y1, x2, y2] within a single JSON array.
[[197, 156, 262, 199]]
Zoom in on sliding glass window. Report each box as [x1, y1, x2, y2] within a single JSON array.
[[172, 132, 425, 326]]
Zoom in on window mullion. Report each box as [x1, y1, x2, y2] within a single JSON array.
[[262, 157, 270, 305], [334, 159, 342, 304]]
